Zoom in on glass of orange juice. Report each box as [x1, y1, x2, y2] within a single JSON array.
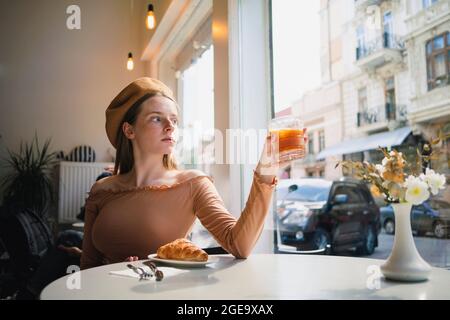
[[269, 116, 305, 162]]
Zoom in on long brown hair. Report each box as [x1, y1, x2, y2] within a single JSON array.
[[113, 93, 178, 175]]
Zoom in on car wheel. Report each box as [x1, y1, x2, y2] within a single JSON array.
[[312, 228, 331, 255], [356, 225, 376, 256], [384, 219, 395, 235], [433, 221, 447, 239]]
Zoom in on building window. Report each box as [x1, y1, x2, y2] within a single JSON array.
[[319, 169, 325, 177], [356, 25, 366, 60], [318, 130, 325, 152], [357, 87, 368, 127], [383, 11, 394, 48], [426, 32, 450, 90], [385, 77, 396, 121], [308, 132, 314, 154], [422, 0, 438, 9]]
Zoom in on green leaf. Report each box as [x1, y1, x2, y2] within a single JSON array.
[[1, 133, 58, 216]]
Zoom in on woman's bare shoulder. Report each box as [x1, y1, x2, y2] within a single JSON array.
[[176, 169, 209, 181], [90, 175, 121, 193]]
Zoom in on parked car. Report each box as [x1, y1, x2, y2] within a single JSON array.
[[380, 198, 450, 238], [275, 178, 381, 256]]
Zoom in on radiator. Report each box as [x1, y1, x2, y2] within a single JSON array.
[[58, 161, 114, 223]]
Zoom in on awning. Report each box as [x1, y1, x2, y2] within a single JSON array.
[[316, 127, 412, 160]]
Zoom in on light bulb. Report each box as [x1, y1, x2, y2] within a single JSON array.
[[127, 52, 134, 71], [146, 4, 156, 30]]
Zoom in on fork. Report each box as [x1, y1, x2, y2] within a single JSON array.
[[143, 261, 164, 281], [127, 264, 152, 280]]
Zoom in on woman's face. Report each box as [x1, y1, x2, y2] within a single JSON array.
[[124, 95, 179, 155]]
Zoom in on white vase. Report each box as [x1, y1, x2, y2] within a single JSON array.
[[380, 202, 432, 282]]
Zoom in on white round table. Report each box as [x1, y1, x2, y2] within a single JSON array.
[[40, 254, 450, 300]]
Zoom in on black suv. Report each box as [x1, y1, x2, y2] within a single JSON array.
[[275, 178, 381, 255]]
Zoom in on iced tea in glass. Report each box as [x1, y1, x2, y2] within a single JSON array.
[[269, 116, 305, 162]]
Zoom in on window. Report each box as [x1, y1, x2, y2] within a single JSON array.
[[179, 45, 215, 173], [357, 87, 368, 126], [318, 130, 325, 152], [178, 44, 216, 250], [285, 183, 331, 202], [383, 11, 393, 48], [426, 32, 450, 90], [422, 0, 438, 9], [269, 0, 450, 269], [334, 186, 364, 204], [356, 25, 366, 59], [308, 132, 314, 154], [271, 0, 320, 112], [385, 77, 396, 120]]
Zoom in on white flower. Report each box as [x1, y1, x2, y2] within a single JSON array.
[[405, 176, 430, 205], [375, 164, 385, 175], [422, 168, 446, 195], [404, 175, 417, 187]]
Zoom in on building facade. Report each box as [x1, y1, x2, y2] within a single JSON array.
[[292, 0, 450, 180]]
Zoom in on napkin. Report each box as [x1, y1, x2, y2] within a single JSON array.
[[109, 266, 189, 280]]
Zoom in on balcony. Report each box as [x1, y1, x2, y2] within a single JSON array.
[[357, 103, 407, 131], [354, 0, 400, 12], [405, 0, 450, 37], [354, 0, 383, 11], [356, 33, 404, 70]]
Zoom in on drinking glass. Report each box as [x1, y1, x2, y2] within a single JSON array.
[[269, 116, 305, 162]]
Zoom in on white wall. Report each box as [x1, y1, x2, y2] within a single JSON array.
[[0, 0, 153, 166]]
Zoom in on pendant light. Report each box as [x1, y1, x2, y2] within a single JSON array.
[[126, 0, 134, 71], [146, 4, 156, 30], [127, 52, 134, 71]]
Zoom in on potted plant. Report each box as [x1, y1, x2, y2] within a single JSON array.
[[1, 133, 58, 218]]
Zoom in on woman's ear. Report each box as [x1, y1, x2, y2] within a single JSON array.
[[122, 122, 135, 140]]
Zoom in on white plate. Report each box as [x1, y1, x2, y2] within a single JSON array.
[[147, 254, 219, 267]]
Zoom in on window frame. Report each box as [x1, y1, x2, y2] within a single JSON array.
[[318, 129, 325, 153], [333, 185, 364, 204], [426, 32, 450, 90], [422, 0, 438, 9], [308, 132, 315, 155]]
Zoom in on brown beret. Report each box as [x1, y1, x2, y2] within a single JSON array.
[[105, 77, 176, 148]]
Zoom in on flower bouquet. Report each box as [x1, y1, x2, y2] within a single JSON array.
[[338, 132, 448, 282], [340, 148, 445, 206]]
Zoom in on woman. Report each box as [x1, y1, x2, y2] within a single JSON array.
[[80, 77, 303, 270]]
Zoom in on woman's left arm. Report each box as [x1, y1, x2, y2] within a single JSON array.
[[192, 134, 304, 258]]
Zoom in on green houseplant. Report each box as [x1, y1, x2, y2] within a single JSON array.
[[1, 134, 58, 217]]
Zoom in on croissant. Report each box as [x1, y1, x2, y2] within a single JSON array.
[[157, 238, 208, 262]]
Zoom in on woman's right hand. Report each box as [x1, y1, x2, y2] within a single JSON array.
[[58, 245, 82, 258]]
